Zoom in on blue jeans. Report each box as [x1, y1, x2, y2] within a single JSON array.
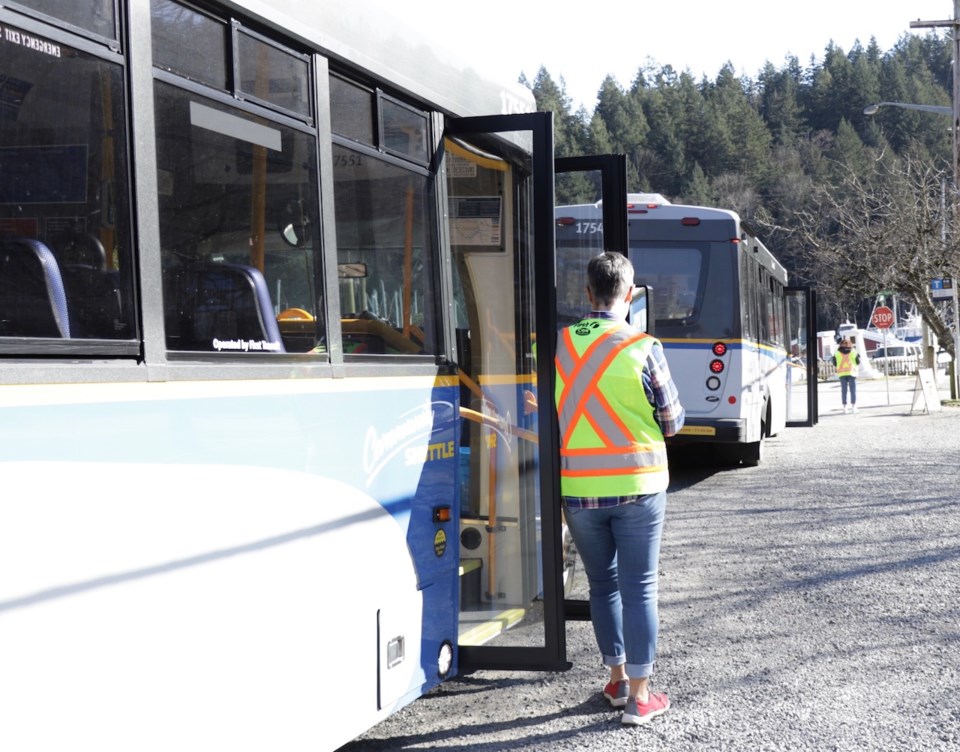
[[839, 375, 857, 405], [564, 491, 666, 679]]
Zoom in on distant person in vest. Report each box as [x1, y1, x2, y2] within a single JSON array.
[[834, 338, 861, 413], [554, 251, 684, 726]]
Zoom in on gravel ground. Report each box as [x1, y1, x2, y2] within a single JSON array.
[[341, 374, 960, 751]]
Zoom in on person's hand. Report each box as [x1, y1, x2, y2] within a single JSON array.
[[523, 389, 538, 414]]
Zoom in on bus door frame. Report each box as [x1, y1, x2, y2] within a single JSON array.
[[555, 155, 628, 254], [442, 113, 628, 671], [444, 112, 568, 673], [554, 154, 628, 623], [785, 286, 819, 426]]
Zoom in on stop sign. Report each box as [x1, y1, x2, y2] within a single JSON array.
[[872, 306, 895, 329]]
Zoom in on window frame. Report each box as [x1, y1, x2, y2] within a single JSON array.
[[329, 135, 442, 360], [0, 8, 140, 358], [0, 1, 450, 378], [3, 0, 121, 50], [330, 69, 431, 168], [150, 73, 326, 360], [231, 20, 313, 125]]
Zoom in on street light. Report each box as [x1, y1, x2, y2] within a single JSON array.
[[862, 101, 952, 117]]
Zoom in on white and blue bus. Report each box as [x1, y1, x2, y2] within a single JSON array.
[[555, 194, 817, 466], [0, 2, 634, 749]]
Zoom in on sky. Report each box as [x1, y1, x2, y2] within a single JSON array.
[[432, 0, 954, 111]]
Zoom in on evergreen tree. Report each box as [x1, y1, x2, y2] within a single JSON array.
[[595, 76, 649, 190], [758, 58, 804, 145], [682, 163, 712, 205], [829, 119, 872, 177], [630, 67, 688, 195], [707, 65, 772, 182], [531, 67, 593, 203], [530, 67, 588, 160]]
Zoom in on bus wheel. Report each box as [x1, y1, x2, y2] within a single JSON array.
[[741, 407, 768, 466], [740, 438, 763, 466]]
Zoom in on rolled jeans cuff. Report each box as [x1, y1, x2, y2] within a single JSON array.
[[602, 653, 626, 668], [626, 661, 654, 679]]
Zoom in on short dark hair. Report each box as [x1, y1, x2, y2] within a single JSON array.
[[587, 252, 633, 307]]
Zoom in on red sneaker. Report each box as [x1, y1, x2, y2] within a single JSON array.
[[602, 679, 629, 708], [621, 692, 670, 725]]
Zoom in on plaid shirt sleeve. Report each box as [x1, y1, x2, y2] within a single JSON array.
[[643, 340, 685, 437]]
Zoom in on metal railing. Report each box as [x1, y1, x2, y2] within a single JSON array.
[[819, 356, 929, 380]]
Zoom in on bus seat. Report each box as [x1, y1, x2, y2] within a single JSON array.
[[60, 264, 125, 339], [163, 262, 285, 352], [0, 238, 71, 338], [51, 231, 108, 270]]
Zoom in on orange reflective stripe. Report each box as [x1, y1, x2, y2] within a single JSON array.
[[560, 440, 667, 475], [561, 443, 660, 456], [557, 329, 617, 446], [556, 326, 611, 418], [555, 328, 574, 392], [585, 382, 636, 446], [561, 464, 667, 478]]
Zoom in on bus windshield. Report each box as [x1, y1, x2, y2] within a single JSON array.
[[631, 241, 736, 339], [631, 245, 702, 325]]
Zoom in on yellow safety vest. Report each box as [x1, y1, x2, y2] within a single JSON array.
[[834, 348, 858, 377], [554, 318, 669, 497]]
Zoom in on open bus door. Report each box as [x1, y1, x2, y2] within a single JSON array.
[[442, 112, 566, 673], [441, 112, 628, 673], [554, 155, 629, 623], [785, 286, 819, 426]]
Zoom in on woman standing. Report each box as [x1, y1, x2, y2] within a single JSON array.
[[834, 338, 861, 413]]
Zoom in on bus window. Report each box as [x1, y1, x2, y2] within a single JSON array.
[[331, 145, 438, 356], [9, 0, 117, 43], [152, 8, 324, 355], [631, 246, 704, 327], [329, 74, 375, 147], [151, 0, 229, 91], [329, 72, 437, 356], [0, 21, 135, 345], [555, 190, 604, 327], [741, 251, 756, 341]]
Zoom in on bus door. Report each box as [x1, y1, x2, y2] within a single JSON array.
[[554, 155, 629, 622], [785, 286, 818, 426], [440, 113, 567, 672], [440, 118, 630, 673]]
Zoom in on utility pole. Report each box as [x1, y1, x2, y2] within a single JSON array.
[[912, 1, 960, 191], [911, 1, 960, 398]]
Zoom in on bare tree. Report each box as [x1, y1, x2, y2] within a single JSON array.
[[789, 152, 959, 359]]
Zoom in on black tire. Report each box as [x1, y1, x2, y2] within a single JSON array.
[[740, 437, 763, 466], [740, 402, 769, 467]]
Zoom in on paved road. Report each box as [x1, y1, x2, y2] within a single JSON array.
[[341, 374, 960, 751]]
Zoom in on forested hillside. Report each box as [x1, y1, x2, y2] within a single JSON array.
[[527, 32, 960, 344]]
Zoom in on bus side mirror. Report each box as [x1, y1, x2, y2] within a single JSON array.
[[630, 284, 653, 334]]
